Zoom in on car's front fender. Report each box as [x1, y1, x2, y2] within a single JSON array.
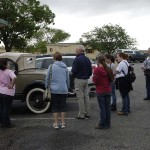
[[22, 80, 46, 101]]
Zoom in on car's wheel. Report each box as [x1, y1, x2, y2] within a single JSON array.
[[26, 88, 50, 114]]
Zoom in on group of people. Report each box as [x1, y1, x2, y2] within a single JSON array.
[[45, 45, 92, 129], [45, 45, 133, 130], [0, 45, 150, 130]]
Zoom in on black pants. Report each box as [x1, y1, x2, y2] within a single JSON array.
[[51, 94, 67, 113], [0, 93, 13, 126], [69, 73, 75, 91], [146, 75, 150, 98]]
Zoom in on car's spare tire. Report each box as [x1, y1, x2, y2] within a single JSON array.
[[26, 88, 50, 113]]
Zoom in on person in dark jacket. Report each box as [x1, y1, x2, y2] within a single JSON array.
[[71, 45, 92, 119]]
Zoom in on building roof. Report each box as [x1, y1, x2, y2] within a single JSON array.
[[47, 43, 79, 46]]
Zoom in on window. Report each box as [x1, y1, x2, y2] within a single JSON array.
[[124, 51, 133, 54], [116, 50, 122, 53], [41, 58, 54, 69], [86, 49, 94, 53], [7, 60, 16, 71], [135, 51, 142, 55], [36, 59, 43, 69], [66, 58, 74, 67], [62, 58, 67, 66]]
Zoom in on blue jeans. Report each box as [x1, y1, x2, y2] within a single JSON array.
[[110, 81, 117, 106], [97, 93, 111, 128], [0, 94, 13, 126], [120, 92, 130, 113], [146, 75, 150, 98]]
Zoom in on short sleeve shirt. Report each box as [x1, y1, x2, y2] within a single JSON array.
[[116, 60, 129, 78], [143, 57, 150, 70], [0, 69, 16, 96]]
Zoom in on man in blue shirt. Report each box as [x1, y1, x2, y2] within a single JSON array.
[[71, 45, 92, 119]]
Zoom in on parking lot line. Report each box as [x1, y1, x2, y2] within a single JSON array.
[[11, 117, 76, 120]]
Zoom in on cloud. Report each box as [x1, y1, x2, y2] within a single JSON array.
[[40, 0, 150, 49], [41, 0, 150, 17]]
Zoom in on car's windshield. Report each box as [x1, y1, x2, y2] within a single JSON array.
[[7, 60, 16, 71], [36, 57, 95, 69], [123, 51, 133, 54], [41, 58, 54, 69], [36, 57, 75, 69], [135, 51, 143, 55]]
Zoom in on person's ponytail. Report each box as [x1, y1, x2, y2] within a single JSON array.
[[97, 55, 114, 82], [102, 61, 114, 82]]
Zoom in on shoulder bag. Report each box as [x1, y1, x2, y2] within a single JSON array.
[[43, 65, 52, 102]]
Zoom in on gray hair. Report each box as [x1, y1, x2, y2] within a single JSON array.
[[148, 47, 150, 51], [77, 45, 85, 53]]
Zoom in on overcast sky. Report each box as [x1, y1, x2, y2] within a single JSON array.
[[40, 0, 150, 50]]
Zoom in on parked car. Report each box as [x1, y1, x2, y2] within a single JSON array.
[[0, 52, 50, 114], [115, 49, 146, 62], [36, 54, 96, 95]]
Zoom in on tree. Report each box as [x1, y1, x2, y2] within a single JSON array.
[[23, 28, 70, 53], [80, 24, 137, 54], [0, 0, 55, 52], [45, 28, 70, 44]]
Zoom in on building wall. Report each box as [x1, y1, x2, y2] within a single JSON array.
[[46, 43, 99, 60]]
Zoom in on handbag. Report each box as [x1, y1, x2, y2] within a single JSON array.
[[43, 88, 51, 102], [43, 65, 52, 102]]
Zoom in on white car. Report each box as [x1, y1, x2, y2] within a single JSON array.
[[36, 54, 96, 95]]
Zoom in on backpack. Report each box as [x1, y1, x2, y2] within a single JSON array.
[[122, 61, 136, 84]]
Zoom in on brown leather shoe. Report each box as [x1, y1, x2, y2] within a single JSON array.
[[95, 124, 105, 129], [117, 111, 128, 116]]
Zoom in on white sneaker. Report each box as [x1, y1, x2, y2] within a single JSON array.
[[53, 123, 59, 129], [60, 123, 65, 129]]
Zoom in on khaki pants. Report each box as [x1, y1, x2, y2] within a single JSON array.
[[75, 78, 90, 118]]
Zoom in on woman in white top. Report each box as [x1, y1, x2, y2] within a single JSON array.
[[115, 53, 132, 116]]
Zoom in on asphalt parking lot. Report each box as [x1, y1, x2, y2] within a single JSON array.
[[0, 63, 150, 150]]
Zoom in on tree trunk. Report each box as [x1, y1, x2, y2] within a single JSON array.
[[5, 45, 12, 52]]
